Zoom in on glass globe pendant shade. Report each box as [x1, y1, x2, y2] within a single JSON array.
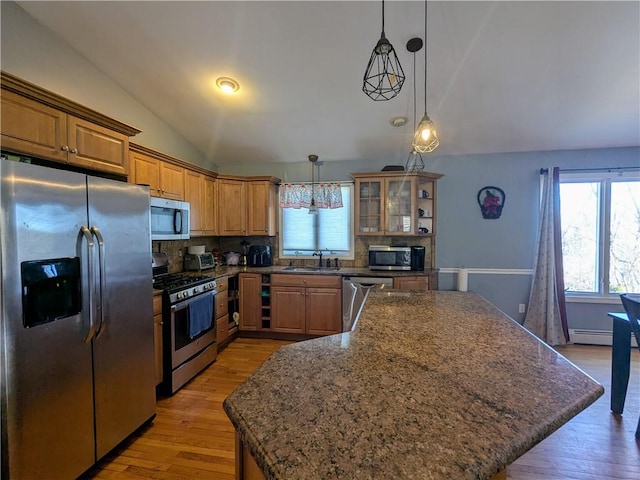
[[363, 34, 405, 101], [412, 113, 439, 153]]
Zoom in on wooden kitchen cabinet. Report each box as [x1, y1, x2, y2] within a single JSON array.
[[393, 276, 430, 291], [216, 276, 230, 345], [130, 144, 185, 200], [270, 274, 342, 335], [1, 87, 134, 177], [239, 273, 261, 331], [352, 171, 442, 237], [201, 175, 218, 235], [185, 170, 219, 236], [247, 180, 277, 236], [153, 293, 163, 386], [217, 175, 280, 236], [184, 169, 203, 234], [218, 177, 247, 235], [271, 286, 306, 333]]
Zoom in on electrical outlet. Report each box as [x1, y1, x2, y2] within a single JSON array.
[[518, 304, 526, 314]]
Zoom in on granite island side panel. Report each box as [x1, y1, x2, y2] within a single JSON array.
[[223, 291, 604, 480]]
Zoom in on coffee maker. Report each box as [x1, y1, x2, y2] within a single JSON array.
[[240, 240, 250, 266]]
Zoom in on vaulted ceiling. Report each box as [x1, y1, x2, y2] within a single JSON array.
[[15, 1, 640, 166]]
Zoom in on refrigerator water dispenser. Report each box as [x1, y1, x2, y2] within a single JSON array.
[[21, 257, 81, 328]]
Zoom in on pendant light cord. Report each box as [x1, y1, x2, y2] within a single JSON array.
[[381, 0, 386, 35], [424, 0, 428, 114], [413, 49, 417, 132]]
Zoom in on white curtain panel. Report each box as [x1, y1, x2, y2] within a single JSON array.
[[523, 168, 568, 346]]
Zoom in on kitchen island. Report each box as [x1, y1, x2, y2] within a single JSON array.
[[223, 291, 603, 480]]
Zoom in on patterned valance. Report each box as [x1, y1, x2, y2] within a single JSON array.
[[279, 183, 343, 209]]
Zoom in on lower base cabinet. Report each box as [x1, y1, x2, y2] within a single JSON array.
[[271, 274, 341, 336], [393, 276, 431, 291], [239, 273, 261, 331]]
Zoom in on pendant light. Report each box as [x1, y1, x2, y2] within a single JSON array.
[[362, 0, 405, 101], [412, 0, 439, 153], [405, 37, 425, 172], [308, 154, 318, 214]]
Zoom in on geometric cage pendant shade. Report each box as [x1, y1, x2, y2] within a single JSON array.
[[412, 113, 439, 153], [362, 0, 405, 101], [412, 0, 440, 153], [363, 34, 405, 101]]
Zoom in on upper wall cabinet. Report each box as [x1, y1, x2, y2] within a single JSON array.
[[0, 72, 140, 177], [352, 171, 443, 236], [185, 170, 218, 237], [247, 180, 277, 236], [217, 175, 280, 236], [130, 143, 185, 201]]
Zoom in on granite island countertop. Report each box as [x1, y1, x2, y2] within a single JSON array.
[[223, 291, 604, 480]]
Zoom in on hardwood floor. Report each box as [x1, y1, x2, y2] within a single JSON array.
[[82, 340, 640, 479]]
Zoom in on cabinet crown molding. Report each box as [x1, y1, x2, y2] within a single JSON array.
[[1, 71, 141, 137]]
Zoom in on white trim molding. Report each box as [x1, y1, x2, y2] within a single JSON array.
[[439, 267, 533, 275]]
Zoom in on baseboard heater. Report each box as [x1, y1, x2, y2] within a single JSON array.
[[569, 329, 638, 348]]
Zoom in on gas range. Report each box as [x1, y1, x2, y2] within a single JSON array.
[[153, 274, 217, 303], [152, 252, 217, 303]]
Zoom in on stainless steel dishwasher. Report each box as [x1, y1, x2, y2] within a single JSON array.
[[342, 276, 393, 331]]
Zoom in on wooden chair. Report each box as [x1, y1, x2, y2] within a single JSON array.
[[619, 293, 640, 438]]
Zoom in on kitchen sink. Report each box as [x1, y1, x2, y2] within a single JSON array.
[[282, 266, 340, 272]]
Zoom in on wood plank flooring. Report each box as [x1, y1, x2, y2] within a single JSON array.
[[82, 340, 640, 479]]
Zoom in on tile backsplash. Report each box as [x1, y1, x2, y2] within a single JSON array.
[[154, 235, 432, 272]]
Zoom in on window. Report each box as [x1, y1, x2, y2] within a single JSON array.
[[279, 184, 354, 259], [560, 171, 640, 297]]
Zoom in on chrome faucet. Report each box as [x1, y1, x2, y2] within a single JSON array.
[[312, 251, 323, 267]]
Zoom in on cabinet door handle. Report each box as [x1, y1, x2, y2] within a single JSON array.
[[61, 145, 69, 152], [70, 148, 78, 154]]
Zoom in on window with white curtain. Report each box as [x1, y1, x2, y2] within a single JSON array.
[[279, 184, 354, 259], [560, 170, 640, 297]]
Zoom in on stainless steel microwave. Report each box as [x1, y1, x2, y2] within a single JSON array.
[[368, 245, 425, 271], [368, 245, 411, 271], [150, 197, 190, 240]]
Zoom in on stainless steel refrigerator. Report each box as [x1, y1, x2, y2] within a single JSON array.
[[0, 159, 156, 479]]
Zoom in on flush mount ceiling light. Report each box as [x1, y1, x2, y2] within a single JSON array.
[[389, 116, 408, 127], [362, 0, 405, 101], [405, 37, 425, 172], [412, 0, 439, 153], [308, 154, 318, 215], [216, 77, 239, 94]]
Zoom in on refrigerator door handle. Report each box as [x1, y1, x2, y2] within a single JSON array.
[[91, 226, 107, 338], [81, 226, 98, 343]]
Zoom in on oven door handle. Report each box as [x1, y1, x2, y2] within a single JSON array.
[[170, 290, 216, 312]]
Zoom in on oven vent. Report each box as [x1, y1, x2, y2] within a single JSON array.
[[569, 328, 638, 348]]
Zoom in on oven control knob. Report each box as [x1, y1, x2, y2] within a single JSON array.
[[176, 292, 182, 300], [193, 287, 199, 295]]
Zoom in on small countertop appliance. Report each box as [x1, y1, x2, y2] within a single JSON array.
[[184, 252, 216, 271], [248, 245, 272, 267]]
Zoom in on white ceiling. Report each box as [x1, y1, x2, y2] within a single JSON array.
[[15, 1, 640, 166]]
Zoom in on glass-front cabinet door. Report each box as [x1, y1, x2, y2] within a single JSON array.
[[385, 178, 414, 234], [353, 171, 443, 237], [356, 179, 383, 234]]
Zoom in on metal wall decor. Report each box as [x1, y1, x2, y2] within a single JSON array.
[[412, 0, 439, 153], [477, 186, 506, 219], [363, 0, 405, 101]]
